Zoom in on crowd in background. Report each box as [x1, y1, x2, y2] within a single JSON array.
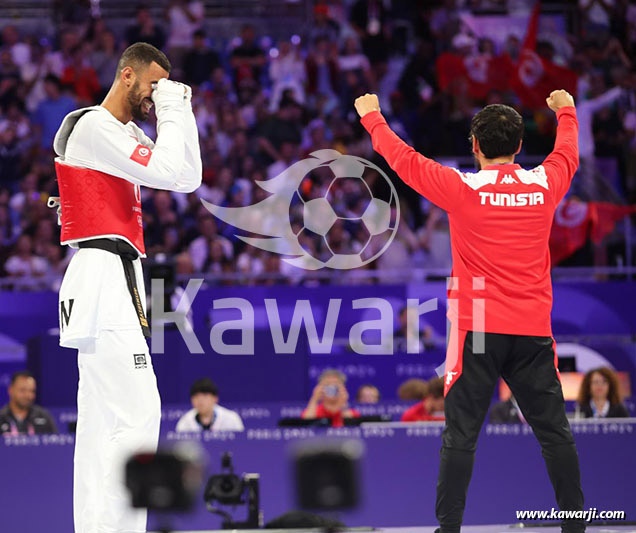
[[0, 0, 635, 287], [1, 365, 630, 435]]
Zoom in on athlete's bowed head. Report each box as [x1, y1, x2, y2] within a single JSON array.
[[102, 42, 172, 124], [354, 90, 575, 170]]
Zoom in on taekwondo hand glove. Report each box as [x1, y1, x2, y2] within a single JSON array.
[[151, 79, 185, 115]]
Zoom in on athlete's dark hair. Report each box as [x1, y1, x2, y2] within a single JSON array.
[[190, 378, 219, 397], [469, 104, 524, 159], [115, 42, 171, 78], [10, 370, 34, 385]]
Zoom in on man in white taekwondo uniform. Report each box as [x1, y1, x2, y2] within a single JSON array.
[[51, 43, 201, 533]]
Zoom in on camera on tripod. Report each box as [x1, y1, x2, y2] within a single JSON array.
[[204, 452, 262, 528]]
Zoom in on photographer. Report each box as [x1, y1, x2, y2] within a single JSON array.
[[302, 369, 360, 427]]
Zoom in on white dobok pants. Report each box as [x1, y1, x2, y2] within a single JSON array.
[[59, 249, 161, 533]]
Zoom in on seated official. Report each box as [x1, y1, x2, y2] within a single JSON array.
[[396, 378, 429, 401], [302, 369, 360, 427], [175, 378, 244, 432], [356, 384, 380, 404], [401, 377, 445, 422], [0, 371, 57, 435], [489, 396, 524, 423], [576, 367, 630, 419]]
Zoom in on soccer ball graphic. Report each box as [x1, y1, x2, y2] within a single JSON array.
[[291, 153, 399, 270], [200, 149, 400, 271]]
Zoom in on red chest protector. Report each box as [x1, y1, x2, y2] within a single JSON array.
[[55, 162, 145, 256]]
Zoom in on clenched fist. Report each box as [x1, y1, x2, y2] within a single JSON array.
[[354, 93, 381, 118], [546, 90, 575, 112]]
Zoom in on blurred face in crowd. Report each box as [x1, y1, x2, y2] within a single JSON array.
[[428, 395, 445, 414], [358, 386, 379, 404], [16, 234, 33, 256], [153, 190, 172, 213], [9, 376, 36, 412], [241, 25, 256, 46], [44, 79, 60, 99], [191, 392, 217, 418], [320, 374, 348, 412], [590, 372, 610, 402], [2, 25, 19, 46], [198, 216, 218, 239], [122, 61, 169, 122], [137, 8, 151, 26], [0, 49, 14, 69]]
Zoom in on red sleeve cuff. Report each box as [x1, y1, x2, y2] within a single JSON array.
[[360, 110, 387, 132], [556, 106, 577, 120]]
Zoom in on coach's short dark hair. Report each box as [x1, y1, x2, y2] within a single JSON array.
[[116, 42, 171, 78], [190, 378, 218, 397], [469, 104, 524, 159], [11, 370, 34, 385]]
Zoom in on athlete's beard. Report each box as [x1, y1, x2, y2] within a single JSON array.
[[127, 80, 148, 122]]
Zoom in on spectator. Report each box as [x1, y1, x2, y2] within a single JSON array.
[[489, 395, 524, 424], [4, 234, 48, 278], [21, 40, 54, 113], [230, 24, 266, 91], [1, 25, 30, 67], [576, 367, 630, 418], [356, 384, 380, 404], [0, 123, 23, 185], [187, 214, 233, 272], [302, 369, 360, 427], [183, 30, 220, 87], [175, 378, 244, 432], [308, 4, 340, 45], [269, 40, 306, 112], [350, 0, 390, 78], [32, 74, 76, 150], [397, 378, 429, 401], [60, 44, 101, 105], [0, 204, 17, 250], [395, 305, 436, 353], [90, 30, 120, 95], [256, 99, 302, 167], [305, 37, 339, 112], [0, 47, 21, 109], [0, 371, 57, 435], [166, 0, 205, 72], [401, 377, 445, 422], [125, 4, 167, 51]]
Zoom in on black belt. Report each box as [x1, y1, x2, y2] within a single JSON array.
[[78, 239, 151, 337]]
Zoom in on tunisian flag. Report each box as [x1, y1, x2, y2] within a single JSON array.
[[510, 1, 577, 110], [550, 199, 636, 265]]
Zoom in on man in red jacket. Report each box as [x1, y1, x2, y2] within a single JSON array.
[[401, 377, 445, 422], [356, 90, 585, 532]]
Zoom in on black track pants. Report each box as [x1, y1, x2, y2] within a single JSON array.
[[435, 331, 585, 532]]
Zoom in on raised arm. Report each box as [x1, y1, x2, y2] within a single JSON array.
[[355, 93, 465, 212], [543, 89, 579, 204], [90, 79, 199, 193], [180, 86, 203, 192]]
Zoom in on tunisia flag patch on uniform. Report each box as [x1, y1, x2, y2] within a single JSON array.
[[130, 144, 152, 166]]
